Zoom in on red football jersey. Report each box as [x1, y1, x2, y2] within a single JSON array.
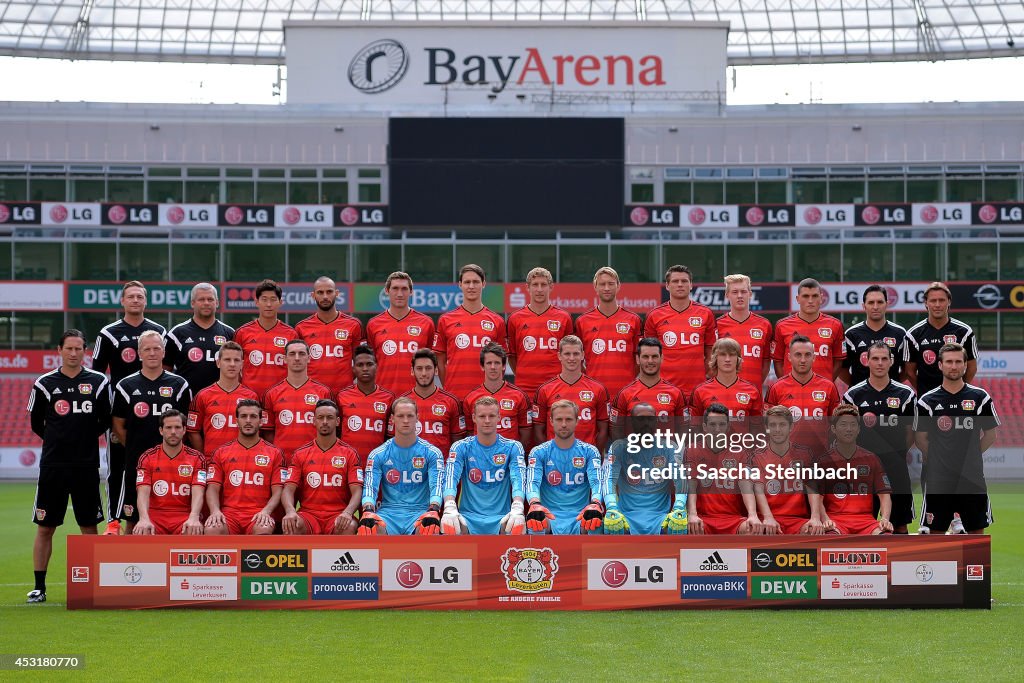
[[397, 388, 466, 455], [186, 382, 262, 456], [771, 313, 845, 379], [575, 307, 643, 400], [364, 309, 435, 395], [463, 382, 533, 440], [208, 439, 285, 515], [609, 378, 687, 430], [284, 439, 363, 515], [643, 302, 716, 394], [335, 384, 396, 461], [432, 306, 506, 401], [506, 305, 573, 398], [765, 373, 841, 456], [715, 313, 772, 387], [685, 445, 748, 518], [535, 375, 609, 447], [294, 313, 364, 393], [689, 378, 765, 418], [262, 379, 334, 462], [234, 319, 297, 399], [813, 446, 891, 517], [136, 445, 207, 514], [749, 443, 814, 518]]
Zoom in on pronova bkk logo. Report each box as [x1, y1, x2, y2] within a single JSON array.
[[348, 39, 410, 93]]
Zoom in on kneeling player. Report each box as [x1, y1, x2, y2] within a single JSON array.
[[808, 406, 894, 535], [134, 409, 206, 535], [525, 400, 604, 535], [281, 400, 363, 535], [205, 399, 285, 535], [358, 397, 445, 535], [685, 403, 761, 535], [750, 406, 820, 534]]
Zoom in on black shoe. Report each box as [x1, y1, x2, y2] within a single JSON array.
[[26, 589, 46, 604]]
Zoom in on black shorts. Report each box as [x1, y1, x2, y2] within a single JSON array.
[[874, 493, 915, 528], [33, 466, 104, 528], [921, 493, 992, 532]]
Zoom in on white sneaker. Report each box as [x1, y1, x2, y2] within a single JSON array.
[[918, 525, 930, 535], [947, 516, 967, 535]]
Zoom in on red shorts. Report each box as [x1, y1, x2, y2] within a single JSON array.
[[776, 516, 810, 534], [148, 511, 190, 535], [830, 514, 882, 535], [297, 510, 342, 535], [222, 509, 267, 535], [701, 514, 746, 535]]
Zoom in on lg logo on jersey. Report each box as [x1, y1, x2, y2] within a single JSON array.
[[591, 339, 627, 355], [386, 469, 423, 484], [54, 399, 92, 415], [248, 350, 285, 366]]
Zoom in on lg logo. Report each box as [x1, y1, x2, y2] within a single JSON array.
[[348, 39, 409, 94]]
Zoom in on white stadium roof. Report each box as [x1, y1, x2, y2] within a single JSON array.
[[0, 1, 1021, 65]]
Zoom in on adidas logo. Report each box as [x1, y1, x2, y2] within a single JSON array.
[[185, 337, 194, 343], [121, 335, 130, 342], [330, 552, 360, 572], [132, 389, 142, 396], [699, 551, 730, 571], [53, 388, 62, 394], [860, 401, 869, 407], [857, 340, 866, 347]]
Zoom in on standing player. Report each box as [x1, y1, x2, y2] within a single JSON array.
[[715, 274, 772, 388], [111, 330, 191, 532], [535, 336, 610, 453], [336, 344, 395, 462], [281, 400, 363, 535], [295, 276, 364, 394], [771, 278, 845, 380], [643, 265, 715, 395], [440, 397, 527, 535], [187, 341, 261, 457], [164, 282, 235, 393], [525, 400, 605, 535], [365, 271, 435, 395], [26, 330, 110, 603], [93, 280, 166, 535], [133, 409, 207, 536], [261, 340, 333, 463], [839, 285, 909, 387], [689, 338, 765, 423], [205, 399, 285, 535], [765, 335, 840, 456], [234, 279, 297, 400], [750, 406, 817, 535], [463, 343, 532, 444], [915, 343, 999, 534], [609, 337, 686, 442], [506, 267, 572, 400], [433, 264, 507, 401], [575, 266, 643, 400], [905, 282, 979, 396], [358, 397, 445, 536], [398, 349, 465, 455], [843, 342, 917, 533]]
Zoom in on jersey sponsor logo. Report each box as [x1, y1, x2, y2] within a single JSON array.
[[862, 412, 877, 428], [662, 330, 678, 347], [254, 454, 271, 466], [152, 480, 171, 496], [134, 402, 150, 418], [501, 547, 559, 593], [78, 383, 93, 395], [572, 456, 586, 469], [346, 415, 363, 431], [468, 467, 483, 484], [455, 333, 471, 349], [121, 347, 137, 363], [657, 392, 671, 405], [943, 334, 957, 344], [689, 316, 702, 327], [306, 471, 323, 488], [522, 335, 537, 351], [331, 455, 347, 468], [248, 350, 264, 366], [159, 386, 173, 397], [274, 336, 288, 347], [309, 344, 324, 360], [547, 470, 562, 485], [922, 349, 937, 365], [811, 391, 827, 402], [383, 559, 473, 591], [591, 339, 606, 354], [679, 549, 749, 573], [962, 399, 975, 411], [278, 409, 294, 426], [54, 399, 71, 416], [480, 320, 495, 332], [750, 328, 764, 339], [579, 390, 594, 402], [818, 327, 832, 339], [210, 413, 228, 430]]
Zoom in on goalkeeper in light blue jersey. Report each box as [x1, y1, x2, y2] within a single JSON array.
[[442, 396, 527, 534], [525, 399, 604, 535], [603, 402, 688, 535]]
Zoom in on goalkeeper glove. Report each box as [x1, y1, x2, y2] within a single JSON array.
[[499, 500, 526, 535], [441, 500, 466, 535], [526, 502, 555, 533], [603, 507, 629, 534], [357, 507, 386, 536], [577, 502, 605, 532], [414, 504, 442, 535], [661, 500, 689, 535]]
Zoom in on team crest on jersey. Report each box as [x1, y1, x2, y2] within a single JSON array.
[[178, 464, 193, 477], [883, 337, 896, 347], [546, 320, 561, 332], [408, 325, 421, 336], [373, 401, 387, 414], [159, 386, 173, 397], [750, 328, 764, 339], [412, 457, 425, 469], [652, 455, 667, 468], [657, 393, 672, 405], [214, 335, 227, 345], [579, 390, 594, 403], [572, 456, 586, 469], [723, 458, 738, 469], [943, 334, 957, 344], [304, 393, 318, 405], [736, 393, 751, 405], [35, 507, 46, 521], [254, 454, 270, 466], [273, 336, 287, 347], [962, 399, 975, 411], [857, 465, 870, 477], [818, 327, 832, 339], [812, 391, 826, 402], [493, 453, 507, 466], [335, 329, 349, 341], [432, 404, 446, 416], [688, 316, 702, 327], [481, 320, 496, 332], [77, 383, 93, 395], [499, 398, 515, 411], [887, 397, 901, 408], [615, 322, 631, 334], [331, 456, 347, 468]]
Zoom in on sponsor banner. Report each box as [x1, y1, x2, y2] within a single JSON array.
[[0, 282, 64, 310], [170, 549, 239, 574], [170, 575, 237, 601], [972, 202, 1024, 226], [679, 548, 748, 574], [0, 201, 41, 225], [41, 202, 101, 226], [98, 562, 167, 587], [352, 283, 504, 314], [750, 575, 818, 600], [505, 282, 660, 314], [242, 576, 309, 600], [0, 447, 41, 480], [976, 351, 1024, 376], [275, 205, 334, 228], [689, 283, 790, 313], [310, 549, 380, 574], [241, 549, 309, 573], [587, 559, 677, 590], [913, 203, 972, 226], [311, 576, 381, 600], [855, 203, 911, 227], [218, 204, 275, 228], [679, 205, 739, 228], [335, 205, 389, 227], [819, 548, 887, 573], [0, 350, 92, 376], [739, 204, 795, 228], [949, 282, 1024, 312], [800, 281, 1024, 314], [159, 204, 218, 227], [795, 204, 855, 228], [750, 548, 817, 573], [102, 203, 158, 226], [67, 283, 194, 311], [221, 282, 352, 314], [821, 574, 888, 600], [624, 205, 679, 227], [679, 576, 748, 599], [890, 561, 958, 586], [381, 559, 473, 591]]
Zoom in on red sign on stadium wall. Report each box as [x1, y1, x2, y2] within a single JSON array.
[[0, 350, 93, 374]]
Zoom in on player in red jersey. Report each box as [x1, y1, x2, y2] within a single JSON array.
[[336, 344, 395, 461], [765, 335, 841, 455], [535, 336, 609, 453], [187, 341, 262, 456], [205, 399, 284, 535], [365, 271, 435, 395], [433, 264, 507, 401], [506, 267, 572, 400], [281, 400, 363, 535], [133, 410, 206, 535], [684, 404, 761, 535], [294, 276, 364, 394], [575, 266, 643, 400], [609, 337, 686, 442], [261, 340, 333, 463], [234, 279, 297, 399], [643, 265, 715, 395], [750, 406, 819, 535], [716, 274, 772, 388], [397, 348, 465, 455], [807, 405, 894, 535], [689, 338, 765, 431], [463, 342, 533, 445], [771, 277, 845, 380]]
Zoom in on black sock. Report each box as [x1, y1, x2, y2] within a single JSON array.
[[34, 570, 46, 592]]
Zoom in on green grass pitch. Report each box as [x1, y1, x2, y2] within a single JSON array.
[[0, 481, 1020, 681]]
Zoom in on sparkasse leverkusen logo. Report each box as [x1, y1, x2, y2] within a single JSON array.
[[501, 548, 559, 593]]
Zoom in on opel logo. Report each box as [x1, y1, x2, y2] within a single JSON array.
[[348, 39, 408, 94], [972, 284, 1002, 310]]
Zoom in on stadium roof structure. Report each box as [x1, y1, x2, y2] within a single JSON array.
[[0, 1, 1022, 66]]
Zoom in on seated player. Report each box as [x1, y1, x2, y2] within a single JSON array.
[[281, 400, 363, 535], [133, 409, 206, 535], [524, 400, 604, 535], [204, 399, 285, 535], [441, 396, 527, 534], [358, 397, 445, 536], [808, 405, 894, 535], [750, 405, 820, 535], [685, 403, 762, 535]]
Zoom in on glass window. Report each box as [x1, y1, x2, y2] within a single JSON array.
[[758, 181, 787, 203], [71, 179, 105, 202], [1001, 311, 1024, 349], [29, 178, 66, 201], [404, 245, 453, 283], [829, 180, 865, 203], [358, 184, 382, 203], [226, 181, 254, 203], [226, 168, 253, 178], [456, 244, 505, 283], [1000, 242, 1024, 279], [727, 244, 787, 282], [664, 182, 691, 204], [907, 179, 942, 202], [0, 244, 11, 279], [149, 167, 181, 177], [693, 182, 724, 204], [108, 178, 145, 203], [258, 169, 286, 178], [509, 245, 557, 283], [611, 244, 657, 282], [724, 182, 756, 204], [663, 245, 723, 281], [256, 182, 287, 203], [793, 244, 840, 282], [843, 244, 893, 281], [867, 179, 904, 203], [323, 168, 347, 178], [187, 168, 220, 177], [354, 243, 402, 282], [985, 178, 1019, 201], [0, 177, 27, 201], [14, 312, 65, 349], [225, 244, 285, 282], [289, 182, 319, 204], [358, 169, 382, 178], [120, 243, 169, 281], [956, 313, 997, 351], [948, 244, 998, 281], [559, 244, 608, 282], [71, 243, 117, 280], [291, 169, 317, 178], [172, 243, 219, 282], [792, 180, 826, 203], [289, 245, 350, 284], [894, 243, 942, 281], [14, 242, 62, 280], [148, 180, 183, 203], [185, 181, 219, 203], [947, 178, 983, 202], [631, 184, 654, 203], [321, 182, 348, 204]]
